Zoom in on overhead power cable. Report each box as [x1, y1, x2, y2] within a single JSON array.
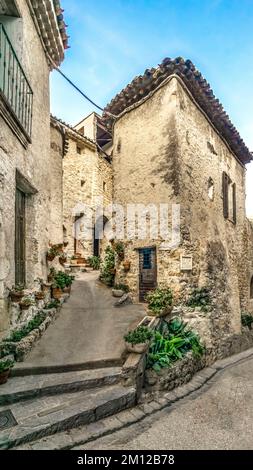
[[49, 55, 117, 119]]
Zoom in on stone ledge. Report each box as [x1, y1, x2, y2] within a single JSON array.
[[0, 294, 69, 362]]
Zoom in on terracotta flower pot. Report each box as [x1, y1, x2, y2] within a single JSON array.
[[52, 287, 63, 300], [123, 260, 131, 272], [59, 256, 67, 266], [35, 291, 45, 301], [125, 341, 149, 354], [10, 291, 24, 303], [0, 369, 10, 385], [46, 253, 55, 262], [43, 283, 52, 293], [20, 302, 32, 310]]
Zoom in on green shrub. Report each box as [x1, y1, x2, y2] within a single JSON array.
[[45, 300, 60, 309], [20, 295, 35, 307], [241, 312, 253, 329], [146, 287, 173, 315], [124, 326, 153, 345], [0, 357, 14, 373], [114, 242, 124, 258], [4, 312, 47, 343], [114, 283, 129, 293], [100, 246, 115, 287], [88, 256, 101, 270], [186, 287, 211, 311], [53, 271, 75, 289], [47, 246, 60, 257], [147, 318, 204, 372]]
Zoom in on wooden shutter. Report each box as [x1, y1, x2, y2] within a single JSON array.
[[232, 183, 236, 224], [222, 172, 229, 219]]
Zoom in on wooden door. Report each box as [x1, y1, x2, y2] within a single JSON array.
[[15, 188, 26, 285], [139, 247, 157, 301]]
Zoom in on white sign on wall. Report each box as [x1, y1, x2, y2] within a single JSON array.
[[180, 254, 193, 271]]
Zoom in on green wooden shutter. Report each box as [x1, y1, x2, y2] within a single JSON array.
[[222, 172, 229, 219], [232, 183, 236, 224]]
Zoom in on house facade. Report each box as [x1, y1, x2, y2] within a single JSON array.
[[99, 58, 253, 339], [0, 0, 67, 336], [59, 113, 113, 260]]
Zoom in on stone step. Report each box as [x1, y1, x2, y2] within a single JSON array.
[[0, 384, 136, 449], [12, 357, 123, 376], [0, 367, 122, 406]]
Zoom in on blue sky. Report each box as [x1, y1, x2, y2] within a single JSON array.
[[51, 0, 253, 216]]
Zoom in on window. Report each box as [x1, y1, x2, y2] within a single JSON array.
[[222, 172, 236, 224], [250, 276, 253, 299], [76, 145, 81, 154], [142, 249, 152, 269], [103, 181, 107, 192], [81, 180, 85, 187], [0, 23, 33, 138]]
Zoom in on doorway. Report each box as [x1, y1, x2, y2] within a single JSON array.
[[15, 188, 26, 285], [139, 247, 157, 301]]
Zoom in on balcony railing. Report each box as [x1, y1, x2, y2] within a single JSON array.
[[0, 23, 33, 138]]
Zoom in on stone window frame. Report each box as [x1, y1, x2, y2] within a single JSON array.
[[222, 171, 236, 224], [250, 275, 253, 299]]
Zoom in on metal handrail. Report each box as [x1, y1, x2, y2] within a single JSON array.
[[0, 23, 33, 137]]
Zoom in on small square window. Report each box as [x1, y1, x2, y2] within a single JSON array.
[[77, 145, 81, 154]]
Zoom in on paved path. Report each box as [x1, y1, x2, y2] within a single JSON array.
[[18, 272, 146, 368], [81, 355, 253, 450]]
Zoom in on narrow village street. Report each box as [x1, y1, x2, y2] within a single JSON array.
[[76, 354, 253, 451], [1, 0, 253, 457], [15, 272, 146, 371]]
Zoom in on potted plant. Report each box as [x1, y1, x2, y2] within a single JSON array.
[[87, 256, 101, 270], [46, 246, 60, 262], [9, 284, 25, 302], [52, 281, 63, 300], [146, 287, 173, 317], [114, 242, 125, 260], [20, 295, 35, 310], [35, 290, 45, 301], [124, 326, 153, 353], [0, 357, 14, 385], [59, 253, 67, 266], [42, 282, 52, 293], [123, 260, 131, 272], [48, 267, 56, 283]]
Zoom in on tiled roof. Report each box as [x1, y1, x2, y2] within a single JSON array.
[[103, 57, 252, 165], [50, 115, 97, 150], [30, 0, 69, 66]]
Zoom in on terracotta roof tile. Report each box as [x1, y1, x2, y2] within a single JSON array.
[[103, 57, 252, 165]]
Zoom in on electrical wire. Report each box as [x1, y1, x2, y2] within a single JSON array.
[[49, 56, 117, 119]]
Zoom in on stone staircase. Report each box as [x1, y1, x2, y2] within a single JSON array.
[[0, 366, 136, 449]]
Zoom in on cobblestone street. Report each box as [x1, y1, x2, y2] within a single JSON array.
[[77, 354, 253, 450]]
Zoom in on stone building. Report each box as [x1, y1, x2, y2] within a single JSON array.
[[56, 113, 113, 259], [0, 0, 68, 335], [100, 57, 253, 339]]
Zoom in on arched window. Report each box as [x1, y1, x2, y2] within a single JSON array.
[[250, 276, 253, 299]]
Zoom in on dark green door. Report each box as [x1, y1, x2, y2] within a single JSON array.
[[139, 247, 157, 301], [15, 188, 26, 285]]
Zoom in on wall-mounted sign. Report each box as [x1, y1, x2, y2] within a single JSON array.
[[180, 255, 193, 271]]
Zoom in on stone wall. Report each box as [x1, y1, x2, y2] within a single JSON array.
[[112, 74, 252, 341], [175, 78, 246, 336], [112, 78, 181, 299], [62, 134, 113, 259], [0, 0, 63, 335], [49, 125, 64, 245]]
